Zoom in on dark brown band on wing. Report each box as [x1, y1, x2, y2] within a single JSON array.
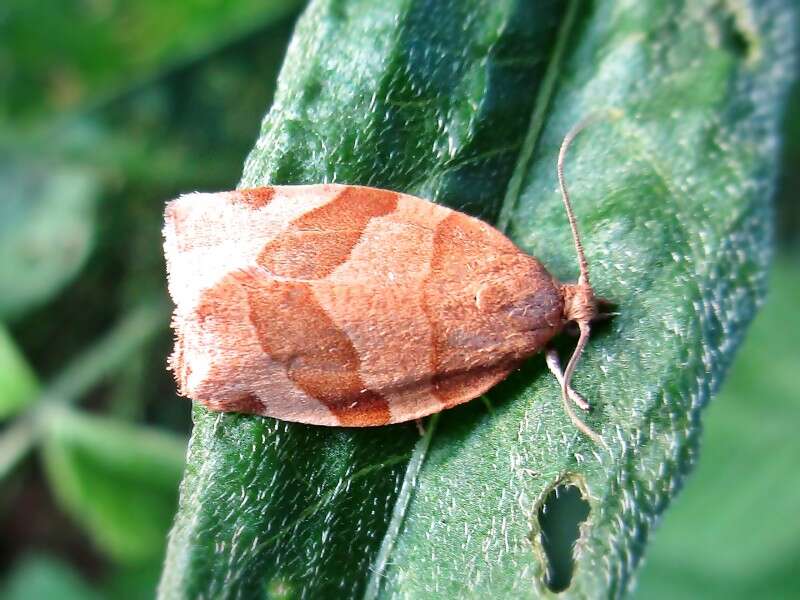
[[236, 187, 275, 209], [424, 212, 515, 407], [423, 216, 443, 402], [226, 392, 266, 414], [245, 275, 391, 426], [431, 364, 513, 408], [257, 186, 399, 279]]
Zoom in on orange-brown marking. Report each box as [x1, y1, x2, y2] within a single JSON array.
[[194, 290, 223, 325], [244, 274, 390, 425], [257, 186, 398, 279], [226, 392, 265, 413], [431, 363, 514, 406], [236, 187, 275, 209], [424, 213, 521, 407]]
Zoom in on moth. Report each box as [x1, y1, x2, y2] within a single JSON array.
[[164, 118, 610, 443]]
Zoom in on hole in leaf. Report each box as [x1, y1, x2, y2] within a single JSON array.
[[537, 484, 590, 592], [712, 5, 755, 61], [722, 13, 750, 59]]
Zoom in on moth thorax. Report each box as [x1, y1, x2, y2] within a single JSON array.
[[561, 283, 598, 324]]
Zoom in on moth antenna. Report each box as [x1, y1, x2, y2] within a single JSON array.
[[557, 114, 600, 285], [555, 110, 620, 449]]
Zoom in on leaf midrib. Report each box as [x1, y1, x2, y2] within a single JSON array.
[[497, 0, 581, 235], [362, 1, 582, 596]]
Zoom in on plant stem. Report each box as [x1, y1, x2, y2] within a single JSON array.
[[0, 300, 168, 480]]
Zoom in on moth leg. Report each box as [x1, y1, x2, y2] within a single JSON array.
[[545, 347, 591, 412], [595, 297, 619, 321], [415, 418, 426, 436]]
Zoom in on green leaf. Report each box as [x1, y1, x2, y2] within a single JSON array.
[[0, 0, 304, 123], [0, 554, 101, 600], [634, 258, 800, 599], [41, 407, 186, 564], [160, 0, 797, 598], [0, 301, 168, 483], [0, 324, 39, 419], [0, 159, 98, 320], [102, 562, 164, 600]]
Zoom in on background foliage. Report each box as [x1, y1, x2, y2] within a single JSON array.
[[0, 1, 797, 598]]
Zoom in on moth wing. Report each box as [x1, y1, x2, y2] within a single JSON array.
[[303, 192, 559, 423], [163, 185, 338, 315], [165, 184, 433, 426], [165, 184, 558, 426]]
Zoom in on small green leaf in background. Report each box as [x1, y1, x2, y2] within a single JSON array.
[[635, 258, 800, 599], [0, 162, 98, 320], [0, 324, 39, 419], [102, 562, 166, 600], [0, 0, 304, 123], [160, 0, 797, 598], [0, 1, 306, 598], [42, 408, 186, 564], [0, 554, 101, 600]]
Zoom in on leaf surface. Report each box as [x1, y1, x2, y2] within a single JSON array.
[[0, 0, 303, 123], [0, 161, 98, 320], [42, 408, 185, 564], [635, 259, 800, 599], [0, 554, 101, 600], [0, 325, 39, 419], [160, 1, 797, 597]]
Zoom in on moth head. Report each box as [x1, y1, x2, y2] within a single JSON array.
[[560, 282, 598, 326]]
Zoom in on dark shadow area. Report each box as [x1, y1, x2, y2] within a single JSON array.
[[537, 483, 590, 593]]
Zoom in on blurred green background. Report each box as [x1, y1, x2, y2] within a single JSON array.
[[0, 1, 797, 598]]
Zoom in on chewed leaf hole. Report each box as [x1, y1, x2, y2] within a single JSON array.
[[537, 484, 590, 592]]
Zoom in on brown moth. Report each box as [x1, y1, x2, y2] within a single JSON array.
[[164, 118, 608, 443]]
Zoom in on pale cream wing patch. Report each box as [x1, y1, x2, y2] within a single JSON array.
[[163, 186, 339, 315]]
